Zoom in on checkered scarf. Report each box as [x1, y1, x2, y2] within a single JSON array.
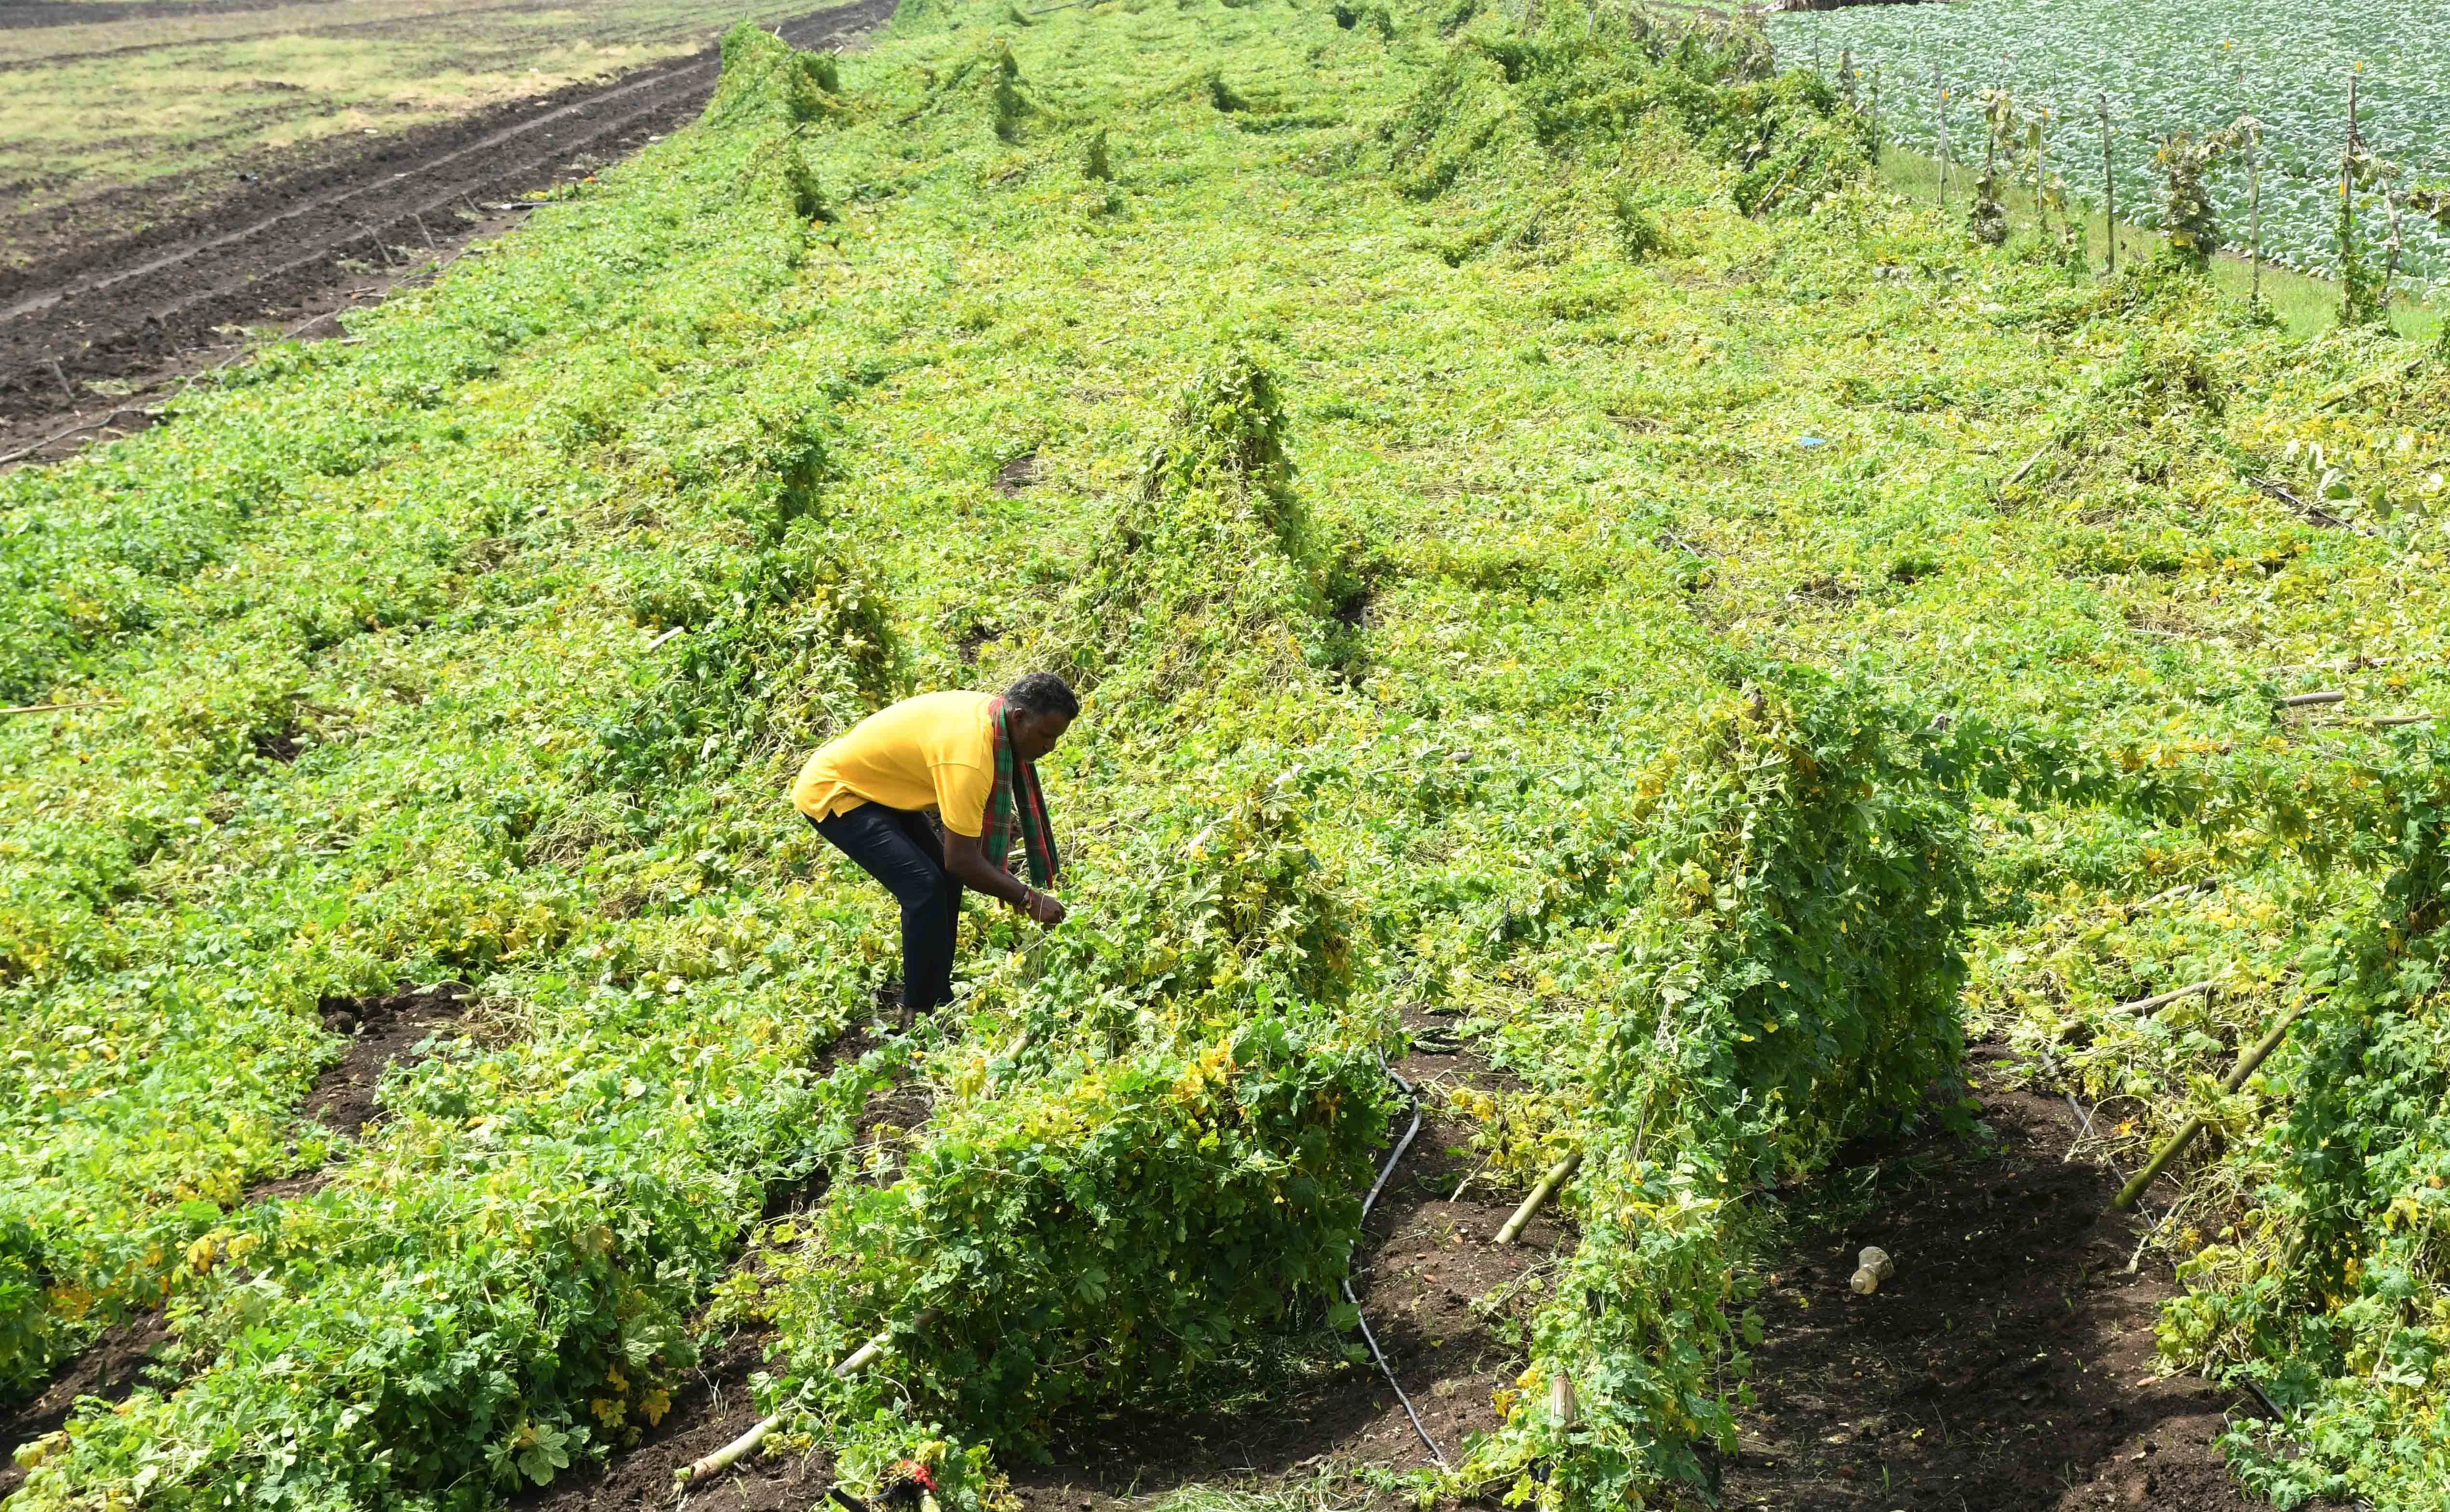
[[984, 697, 1059, 887]]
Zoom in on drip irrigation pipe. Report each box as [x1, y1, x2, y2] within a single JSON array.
[[1347, 1055, 1447, 1468]]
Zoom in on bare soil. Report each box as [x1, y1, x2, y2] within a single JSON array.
[[552, 1032, 2308, 1512], [307, 980, 473, 1133], [519, 1327, 827, 1512], [0, 1314, 170, 1500], [1721, 1045, 2285, 1512], [0, 0, 895, 464]]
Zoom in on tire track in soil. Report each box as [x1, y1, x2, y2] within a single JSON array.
[[0, 0, 347, 30], [0, 0, 894, 457]]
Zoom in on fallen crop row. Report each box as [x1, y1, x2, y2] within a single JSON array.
[[4, 0, 2450, 1507]]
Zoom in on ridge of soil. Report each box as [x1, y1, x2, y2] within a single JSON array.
[[0, 0, 895, 463]]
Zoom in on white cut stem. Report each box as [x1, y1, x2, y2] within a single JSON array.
[[1495, 1151, 1581, 1245]]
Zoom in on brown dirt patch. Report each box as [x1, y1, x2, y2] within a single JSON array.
[[0, 0, 897, 463], [1001, 1015, 1564, 1509], [518, 1328, 827, 1512], [303, 980, 472, 1135], [992, 452, 1043, 496], [1720, 1045, 2289, 1512], [0, 1313, 171, 1500]]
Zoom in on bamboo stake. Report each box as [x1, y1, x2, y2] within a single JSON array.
[[2111, 978, 2217, 1015], [0, 701, 115, 716], [2238, 67, 2263, 306], [676, 1331, 888, 1488], [2112, 1008, 2301, 1211], [2099, 92, 2115, 277], [1495, 1151, 1581, 1245], [1934, 69, 1950, 210]]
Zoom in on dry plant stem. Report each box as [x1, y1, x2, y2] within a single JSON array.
[[2112, 1007, 2303, 1211], [676, 1332, 889, 1487], [1496, 1150, 1582, 1245], [2281, 691, 2347, 708], [2247, 475, 2368, 533], [2112, 978, 2217, 1015], [0, 701, 116, 716]]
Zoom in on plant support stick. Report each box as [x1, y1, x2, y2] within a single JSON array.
[[2113, 1007, 2301, 1211], [1935, 70, 1950, 209], [2099, 92, 2115, 277], [1496, 1150, 1582, 1244], [677, 1331, 889, 1487]]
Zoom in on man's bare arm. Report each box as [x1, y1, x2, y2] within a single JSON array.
[[942, 829, 1065, 925]]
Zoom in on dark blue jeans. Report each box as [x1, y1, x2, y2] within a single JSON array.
[[811, 803, 963, 1014]]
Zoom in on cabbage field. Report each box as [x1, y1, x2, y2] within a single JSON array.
[[5, 0, 2450, 1508], [1768, 0, 2450, 290]]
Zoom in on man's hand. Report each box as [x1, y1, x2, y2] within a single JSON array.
[[942, 827, 1065, 926]]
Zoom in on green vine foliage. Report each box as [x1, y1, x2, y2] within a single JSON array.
[[1462, 669, 1978, 1503], [2156, 126, 2238, 270], [762, 1017, 1388, 1461], [11, 0, 2450, 1506], [2158, 733, 2450, 1510]]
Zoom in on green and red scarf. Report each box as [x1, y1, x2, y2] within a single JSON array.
[[984, 697, 1060, 887]]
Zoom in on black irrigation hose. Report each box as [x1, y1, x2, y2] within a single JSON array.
[[1346, 1055, 1447, 1468]]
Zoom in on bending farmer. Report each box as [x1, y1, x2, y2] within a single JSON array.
[[793, 672, 1075, 1021]]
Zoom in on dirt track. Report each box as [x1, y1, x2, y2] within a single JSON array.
[[0, 0, 894, 462]]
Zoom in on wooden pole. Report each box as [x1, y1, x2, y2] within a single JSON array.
[[2099, 92, 2115, 277], [2342, 69, 2359, 304], [2034, 107, 2050, 241], [2112, 1008, 2301, 1211], [2238, 66, 2262, 305], [1495, 1151, 1581, 1245], [676, 1331, 888, 1487], [2248, 124, 2263, 304], [1935, 69, 1950, 209], [2111, 978, 2217, 1015]]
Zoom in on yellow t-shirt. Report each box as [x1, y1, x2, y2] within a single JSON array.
[[792, 691, 997, 837]]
